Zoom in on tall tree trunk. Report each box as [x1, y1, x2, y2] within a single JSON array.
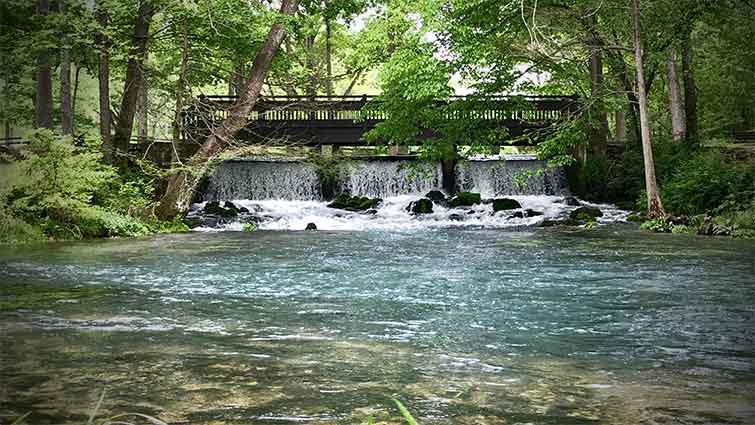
[[631, 0, 665, 218], [325, 17, 333, 100], [304, 34, 318, 98], [666, 49, 685, 143], [615, 109, 627, 143], [587, 38, 608, 156], [96, 2, 112, 161], [35, 0, 53, 129], [681, 30, 698, 144], [59, 0, 73, 135], [113, 0, 154, 164], [156, 0, 300, 220], [173, 17, 189, 149], [72, 65, 81, 133], [137, 50, 149, 144]]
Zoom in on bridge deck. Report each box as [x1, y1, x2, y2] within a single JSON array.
[[182, 95, 578, 147]]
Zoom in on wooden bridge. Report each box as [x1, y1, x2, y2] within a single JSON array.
[[181, 94, 578, 148]]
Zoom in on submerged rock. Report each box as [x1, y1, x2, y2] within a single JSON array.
[[569, 206, 604, 222], [449, 192, 482, 207], [327, 194, 382, 212], [510, 209, 544, 219], [558, 196, 581, 206], [424, 190, 447, 204], [492, 198, 522, 212], [305, 222, 318, 231], [406, 198, 434, 215], [448, 213, 464, 221]]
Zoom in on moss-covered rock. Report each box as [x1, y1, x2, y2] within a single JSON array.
[[449, 192, 482, 207], [203, 201, 238, 218], [406, 198, 434, 214], [492, 198, 522, 212], [569, 206, 603, 222], [327, 194, 382, 212], [424, 190, 447, 204]]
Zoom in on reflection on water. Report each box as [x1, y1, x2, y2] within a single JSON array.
[[1, 227, 754, 424]]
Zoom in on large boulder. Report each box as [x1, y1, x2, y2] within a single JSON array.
[[305, 222, 318, 231], [492, 198, 522, 212], [569, 206, 604, 222], [406, 198, 434, 215], [327, 194, 382, 212], [424, 190, 447, 204], [449, 192, 482, 207]]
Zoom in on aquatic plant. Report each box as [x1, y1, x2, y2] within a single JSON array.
[[393, 399, 419, 425]]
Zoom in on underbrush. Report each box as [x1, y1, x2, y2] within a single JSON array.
[[583, 139, 755, 238], [0, 130, 187, 244]]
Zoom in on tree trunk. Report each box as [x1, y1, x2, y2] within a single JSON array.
[[35, 0, 53, 130], [615, 110, 627, 143], [588, 38, 608, 156], [631, 0, 665, 218], [666, 49, 685, 143], [155, 0, 300, 220], [112, 0, 154, 164], [72, 65, 81, 133], [682, 30, 698, 144], [137, 50, 149, 144], [325, 17, 333, 100], [96, 2, 112, 161], [173, 17, 189, 149], [59, 1, 73, 135]]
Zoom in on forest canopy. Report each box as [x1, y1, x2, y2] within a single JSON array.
[[1, 0, 754, 241]]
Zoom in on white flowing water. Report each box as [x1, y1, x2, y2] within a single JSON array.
[[196, 158, 625, 231]]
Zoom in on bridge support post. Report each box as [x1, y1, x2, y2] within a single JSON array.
[[441, 159, 456, 195], [321, 145, 339, 156], [388, 145, 408, 156]]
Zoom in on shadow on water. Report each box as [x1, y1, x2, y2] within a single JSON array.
[[1, 226, 754, 424]]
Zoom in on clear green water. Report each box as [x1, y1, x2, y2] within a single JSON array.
[[1, 226, 754, 424]]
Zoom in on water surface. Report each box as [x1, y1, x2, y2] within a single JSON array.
[[1, 227, 754, 424]]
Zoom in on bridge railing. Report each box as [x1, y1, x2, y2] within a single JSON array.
[[183, 95, 577, 127]]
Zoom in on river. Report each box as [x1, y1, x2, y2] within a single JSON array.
[[1, 225, 754, 424]]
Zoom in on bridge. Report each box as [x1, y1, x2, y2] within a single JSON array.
[[181, 94, 579, 150]]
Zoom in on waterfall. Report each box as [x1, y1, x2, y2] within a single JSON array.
[[204, 160, 321, 201], [456, 160, 568, 197], [203, 158, 567, 202], [341, 160, 442, 198]]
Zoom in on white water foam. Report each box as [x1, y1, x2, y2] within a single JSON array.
[[192, 196, 627, 232]]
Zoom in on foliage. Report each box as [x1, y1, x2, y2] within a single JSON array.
[[640, 218, 674, 233], [0, 130, 181, 243], [661, 151, 755, 216], [243, 222, 258, 232]]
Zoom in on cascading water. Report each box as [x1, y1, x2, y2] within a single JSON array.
[[193, 157, 625, 230], [342, 160, 442, 198], [455, 159, 568, 197], [204, 160, 321, 201]]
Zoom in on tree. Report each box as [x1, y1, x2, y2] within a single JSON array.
[[112, 0, 154, 165], [156, 0, 301, 219], [35, 0, 53, 129], [59, 0, 73, 135], [631, 0, 665, 217], [666, 48, 685, 142]]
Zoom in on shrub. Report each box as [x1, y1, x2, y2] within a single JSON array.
[[0, 130, 170, 242], [661, 151, 755, 216], [640, 218, 673, 233], [0, 207, 44, 244]]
